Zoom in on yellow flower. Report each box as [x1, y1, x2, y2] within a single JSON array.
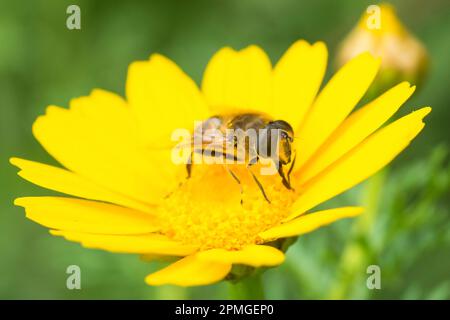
[[11, 40, 430, 287], [337, 3, 428, 90]]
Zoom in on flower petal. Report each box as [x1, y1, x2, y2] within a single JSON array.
[[202, 45, 272, 115], [197, 245, 285, 267], [287, 107, 431, 221], [126, 54, 208, 146], [293, 52, 380, 171], [145, 255, 231, 286], [273, 40, 327, 129], [15, 197, 158, 234], [298, 82, 416, 184], [51, 230, 197, 256], [33, 90, 181, 204], [260, 207, 363, 240], [10, 158, 153, 213]]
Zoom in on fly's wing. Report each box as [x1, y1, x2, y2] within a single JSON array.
[[170, 131, 227, 150], [143, 116, 248, 163], [144, 116, 227, 151], [191, 133, 245, 163], [142, 129, 223, 151]]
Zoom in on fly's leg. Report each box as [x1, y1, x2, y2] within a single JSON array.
[[186, 147, 208, 178], [278, 165, 293, 190], [287, 152, 297, 186], [225, 166, 244, 205], [186, 150, 194, 179], [248, 168, 271, 204], [278, 152, 296, 190], [247, 159, 271, 204]]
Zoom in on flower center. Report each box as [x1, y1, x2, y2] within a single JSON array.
[[157, 164, 297, 250]]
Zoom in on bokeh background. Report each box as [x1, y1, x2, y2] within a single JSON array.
[[1, 0, 449, 299]]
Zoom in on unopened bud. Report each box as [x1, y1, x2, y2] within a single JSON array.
[[337, 3, 428, 95]]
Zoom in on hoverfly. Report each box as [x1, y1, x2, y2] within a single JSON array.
[[184, 112, 296, 203]]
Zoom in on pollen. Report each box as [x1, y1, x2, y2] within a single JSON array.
[[157, 164, 297, 250]]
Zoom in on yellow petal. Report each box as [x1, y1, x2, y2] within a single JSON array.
[[15, 196, 158, 234], [260, 207, 363, 240], [33, 90, 181, 204], [145, 255, 231, 286], [51, 230, 197, 256], [273, 40, 327, 129], [197, 245, 285, 267], [126, 54, 208, 146], [10, 158, 152, 213], [202, 45, 272, 115], [287, 107, 431, 221], [294, 52, 381, 171], [298, 82, 416, 184]]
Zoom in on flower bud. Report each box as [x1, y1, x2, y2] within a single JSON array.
[[336, 3, 428, 95]]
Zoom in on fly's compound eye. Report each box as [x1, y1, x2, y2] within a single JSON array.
[[280, 130, 293, 143]]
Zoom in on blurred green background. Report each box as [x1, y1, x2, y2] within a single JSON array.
[[0, 0, 449, 299]]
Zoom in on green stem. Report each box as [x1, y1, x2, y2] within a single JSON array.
[[155, 285, 188, 300], [228, 272, 265, 299], [328, 168, 388, 299]]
